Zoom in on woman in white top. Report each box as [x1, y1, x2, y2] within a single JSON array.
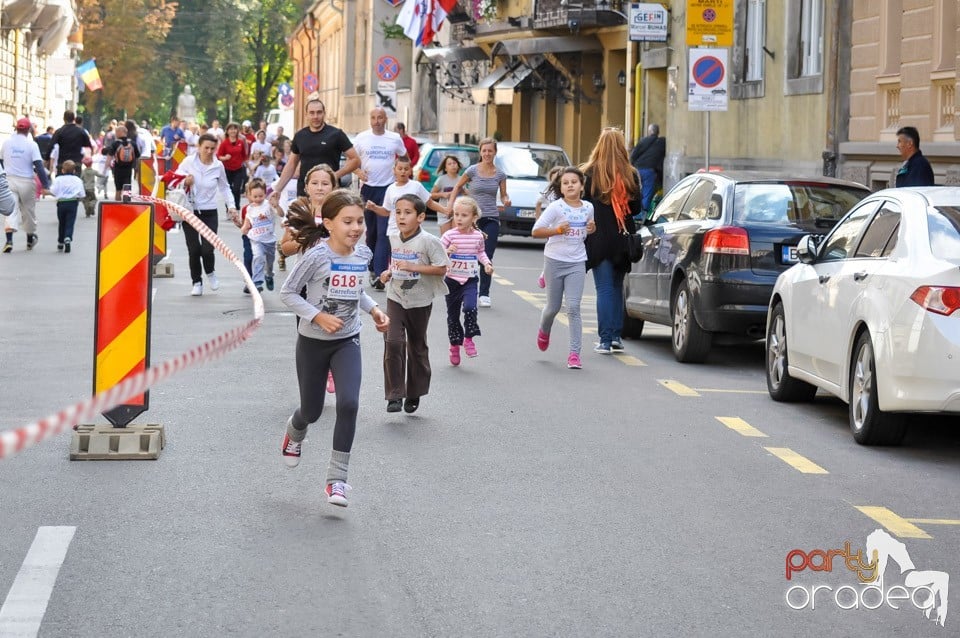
[[176, 133, 237, 296]]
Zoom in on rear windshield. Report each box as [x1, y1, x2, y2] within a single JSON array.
[[732, 183, 868, 225], [426, 149, 479, 171], [929, 207, 960, 262]]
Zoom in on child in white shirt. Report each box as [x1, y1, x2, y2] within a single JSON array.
[[50, 159, 86, 253], [239, 178, 281, 291], [365, 156, 446, 238]]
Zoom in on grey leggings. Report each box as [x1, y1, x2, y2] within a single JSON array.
[[539, 256, 586, 355], [292, 333, 362, 453]]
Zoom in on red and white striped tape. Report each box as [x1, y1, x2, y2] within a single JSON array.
[[0, 195, 264, 460]]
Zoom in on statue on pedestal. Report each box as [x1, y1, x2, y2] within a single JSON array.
[[177, 85, 197, 122]]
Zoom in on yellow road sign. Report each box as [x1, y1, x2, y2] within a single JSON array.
[[686, 0, 734, 47]]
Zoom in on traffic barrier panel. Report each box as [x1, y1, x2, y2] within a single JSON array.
[[0, 196, 264, 461], [140, 156, 169, 268]]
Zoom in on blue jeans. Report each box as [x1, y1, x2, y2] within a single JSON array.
[[591, 258, 625, 345], [476, 216, 500, 297], [241, 235, 253, 276], [361, 184, 390, 276], [639, 168, 657, 214], [56, 200, 79, 244]]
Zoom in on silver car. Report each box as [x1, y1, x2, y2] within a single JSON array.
[[494, 142, 571, 237]]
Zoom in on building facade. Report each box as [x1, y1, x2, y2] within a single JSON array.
[[840, 0, 959, 189], [0, 0, 79, 142]]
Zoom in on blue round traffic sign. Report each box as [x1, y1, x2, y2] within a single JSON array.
[[303, 73, 319, 93], [376, 56, 400, 82], [692, 55, 724, 88]]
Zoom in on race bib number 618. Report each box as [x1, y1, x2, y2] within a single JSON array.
[[327, 261, 366, 300]]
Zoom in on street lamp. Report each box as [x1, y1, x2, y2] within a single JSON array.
[[592, 72, 605, 92], [617, 70, 626, 87]]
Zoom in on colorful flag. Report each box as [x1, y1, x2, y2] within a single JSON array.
[[396, 0, 457, 46], [76, 59, 102, 91]]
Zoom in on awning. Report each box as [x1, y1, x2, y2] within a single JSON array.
[[491, 36, 602, 59], [2, 0, 44, 28], [37, 16, 73, 55], [493, 64, 536, 105], [470, 64, 513, 105], [28, 5, 63, 36], [416, 46, 489, 66]]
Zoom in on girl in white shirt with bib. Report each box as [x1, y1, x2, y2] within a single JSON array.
[[531, 167, 596, 370]]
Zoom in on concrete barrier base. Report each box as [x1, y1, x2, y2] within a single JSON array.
[[154, 261, 175, 278], [70, 423, 165, 460]]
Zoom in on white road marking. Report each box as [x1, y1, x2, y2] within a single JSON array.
[[0, 526, 77, 638]]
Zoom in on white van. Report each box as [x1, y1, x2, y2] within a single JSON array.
[[266, 108, 295, 139]]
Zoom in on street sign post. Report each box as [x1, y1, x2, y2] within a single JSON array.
[[376, 81, 398, 117]]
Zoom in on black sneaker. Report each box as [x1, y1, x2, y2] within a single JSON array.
[[610, 340, 624, 351], [64, 238, 71, 254], [57, 243, 64, 252], [403, 397, 420, 413], [26, 234, 37, 250], [2, 242, 11, 253], [265, 276, 274, 291], [387, 399, 402, 413]]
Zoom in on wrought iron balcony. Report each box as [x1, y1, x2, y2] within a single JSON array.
[[534, 0, 628, 31]]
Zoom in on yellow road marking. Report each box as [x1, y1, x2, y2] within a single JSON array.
[[906, 518, 960, 525], [856, 506, 932, 539], [658, 379, 700, 397], [695, 388, 768, 395], [716, 416, 767, 437], [493, 276, 514, 286], [764, 447, 828, 474], [612, 353, 646, 366]]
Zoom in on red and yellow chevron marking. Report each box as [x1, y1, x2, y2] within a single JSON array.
[[140, 157, 167, 264], [93, 203, 154, 427], [170, 141, 187, 170]]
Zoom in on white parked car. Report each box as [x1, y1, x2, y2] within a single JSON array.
[[765, 187, 960, 445]]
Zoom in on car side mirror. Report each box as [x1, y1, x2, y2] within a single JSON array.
[[797, 234, 818, 264]]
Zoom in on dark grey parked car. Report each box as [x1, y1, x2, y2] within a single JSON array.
[[623, 171, 870, 362]]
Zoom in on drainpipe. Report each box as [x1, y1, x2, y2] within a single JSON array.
[[822, 0, 844, 177]]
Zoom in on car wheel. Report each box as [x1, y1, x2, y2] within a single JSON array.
[[849, 331, 907, 446], [622, 296, 644, 339], [766, 303, 817, 402], [671, 278, 712, 363]]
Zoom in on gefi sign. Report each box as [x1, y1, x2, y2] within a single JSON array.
[[629, 3, 669, 42], [688, 48, 728, 111]]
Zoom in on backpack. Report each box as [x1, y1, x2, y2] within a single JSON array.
[[115, 142, 135, 165]]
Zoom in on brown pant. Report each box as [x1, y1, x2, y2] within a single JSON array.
[[383, 299, 433, 401]]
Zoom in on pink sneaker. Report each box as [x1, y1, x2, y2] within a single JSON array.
[[538, 273, 545, 289], [449, 345, 461, 366], [567, 352, 582, 369], [326, 372, 336, 394], [537, 329, 550, 352], [464, 337, 478, 357]]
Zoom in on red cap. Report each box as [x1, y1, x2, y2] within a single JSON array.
[[15, 117, 31, 131]]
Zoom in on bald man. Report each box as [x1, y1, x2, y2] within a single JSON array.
[[354, 106, 408, 286]]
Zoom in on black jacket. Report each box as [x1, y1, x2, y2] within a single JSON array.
[[583, 172, 642, 272], [895, 151, 935, 187], [630, 134, 666, 171]]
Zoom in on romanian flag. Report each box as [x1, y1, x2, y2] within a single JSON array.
[[77, 59, 102, 91]]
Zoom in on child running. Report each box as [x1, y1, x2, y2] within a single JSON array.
[[530, 167, 596, 369], [50, 160, 85, 253], [278, 164, 339, 395], [279, 189, 390, 507], [377, 194, 448, 413], [239, 178, 281, 291], [429, 154, 463, 235], [440, 196, 493, 365]]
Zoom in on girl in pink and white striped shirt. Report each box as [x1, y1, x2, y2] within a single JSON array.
[[441, 197, 493, 366]]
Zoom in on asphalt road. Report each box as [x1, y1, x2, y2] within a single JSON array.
[[1, 199, 958, 637]]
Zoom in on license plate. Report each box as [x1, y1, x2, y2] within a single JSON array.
[[515, 209, 535, 218], [782, 245, 799, 264]]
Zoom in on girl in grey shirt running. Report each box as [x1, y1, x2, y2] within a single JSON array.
[[279, 189, 390, 507]]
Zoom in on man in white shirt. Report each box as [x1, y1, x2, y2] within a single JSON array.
[[353, 106, 407, 287], [1, 118, 51, 251]]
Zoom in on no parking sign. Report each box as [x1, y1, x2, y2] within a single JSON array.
[[688, 48, 728, 112]]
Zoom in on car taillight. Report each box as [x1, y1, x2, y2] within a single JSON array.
[[703, 226, 750, 255], [418, 169, 431, 182], [910, 286, 960, 316]]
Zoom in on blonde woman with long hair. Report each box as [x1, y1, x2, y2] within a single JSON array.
[[581, 128, 643, 354]]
